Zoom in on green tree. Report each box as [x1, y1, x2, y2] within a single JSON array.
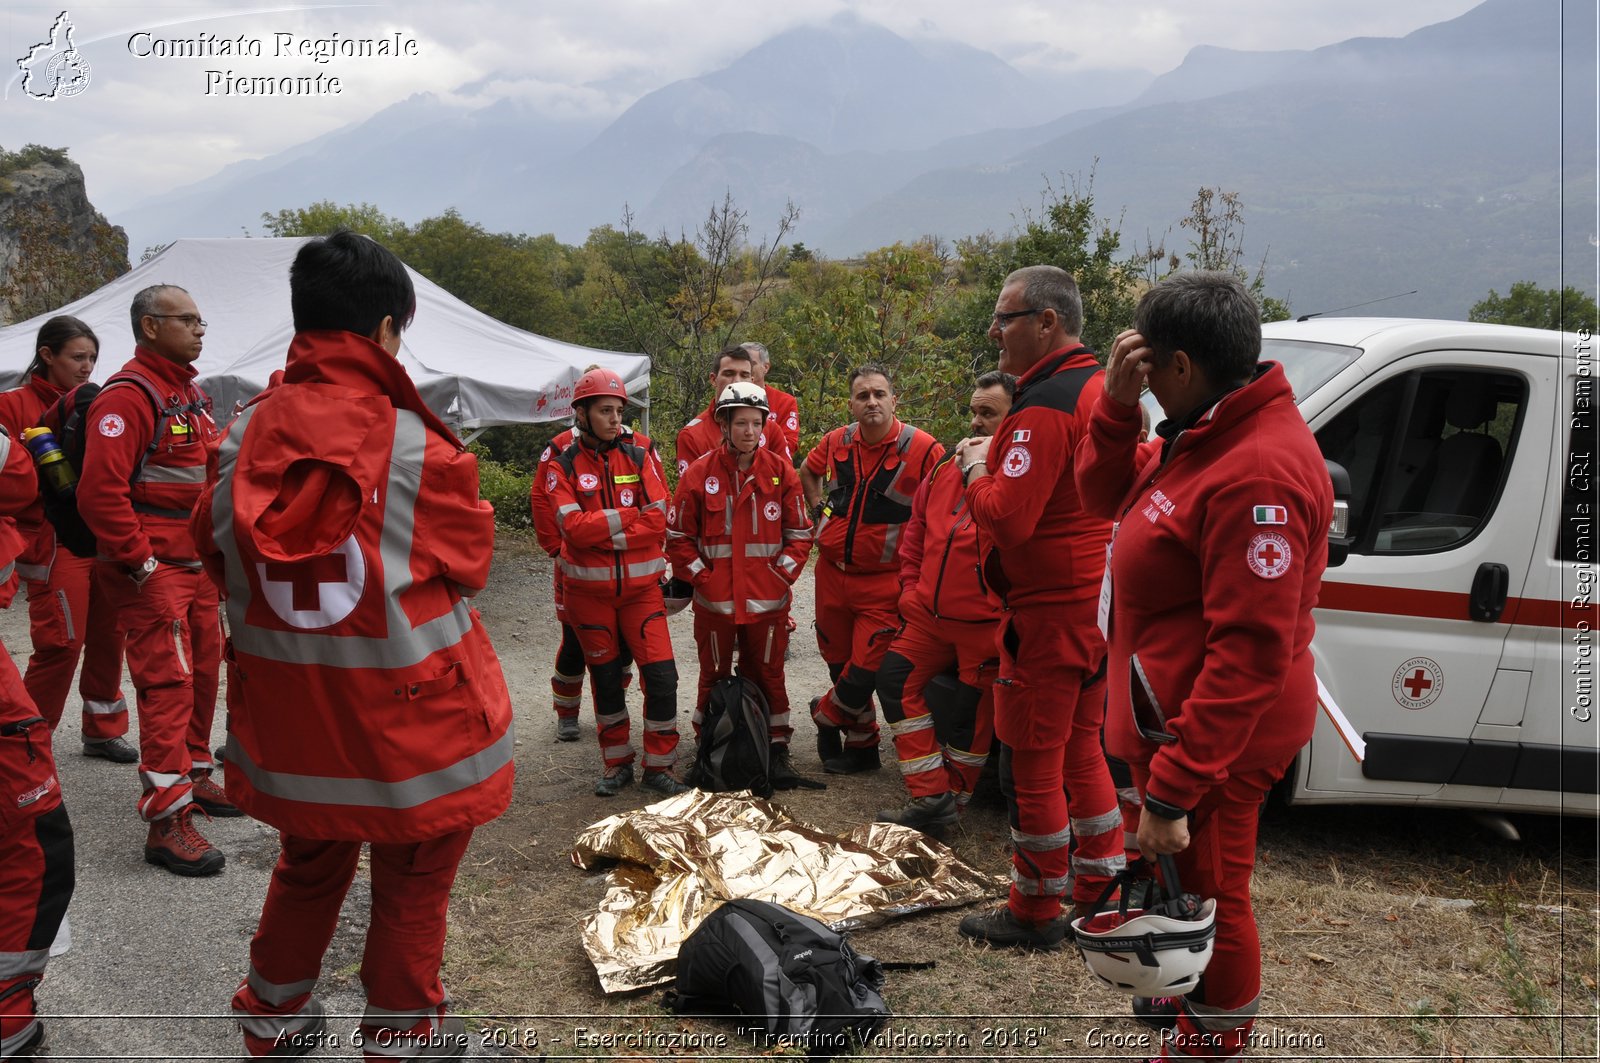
[[0, 198, 127, 324], [260, 200, 406, 242], [1176, 187, 1290, 321], [1469, 281, 1598, 332]]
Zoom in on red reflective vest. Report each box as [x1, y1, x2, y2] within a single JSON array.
[[899, 456, 996, 624], [667, 445, 812, 621], [530, 427, 576, 557], [547, 430, 670, 596], [79, 348, 218, 567], [765, 385, 800, 456], [674, 404, 790, 479], [0, 432, 56, 829], [0, 375, 63, 577], [191, 330, 513, 843], [803, 418, 943, 572]]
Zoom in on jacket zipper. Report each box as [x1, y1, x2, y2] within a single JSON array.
[[930, 500, 971, 619]]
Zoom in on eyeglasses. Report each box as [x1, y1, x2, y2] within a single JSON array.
[[991, 308, 1043, 329], [147, 314, 206, 330]]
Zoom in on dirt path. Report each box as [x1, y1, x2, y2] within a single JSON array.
[[14, 530, 1597, 1060]]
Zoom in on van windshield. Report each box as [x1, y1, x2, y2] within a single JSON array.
[[1261, 339, 1362, 404]]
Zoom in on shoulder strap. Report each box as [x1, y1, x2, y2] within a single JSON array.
[[894, 422, 917, 455]]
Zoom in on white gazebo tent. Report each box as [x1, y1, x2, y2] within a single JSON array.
[[0, 238, 650, 438]]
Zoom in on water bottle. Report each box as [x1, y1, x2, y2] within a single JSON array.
[[21, 426, 77, 496]]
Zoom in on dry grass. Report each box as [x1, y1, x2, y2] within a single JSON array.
[[444, 535, 1600, 1060]]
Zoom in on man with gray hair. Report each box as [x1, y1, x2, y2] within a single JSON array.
[[950, 264, 1123, 948], [742, 341, 800, 457]]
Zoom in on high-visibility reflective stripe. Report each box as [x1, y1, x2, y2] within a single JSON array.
[[596, 708, 628, 727], [1185, 994, 1262, 1030], [693, 594, 734, 614], [246, 966, 316, 1007], [783, 527, 813, 541], [556, 503, 580, 526], [879, 523, 902, 565], [642, 500, 666, 514], [225, 728, 512, 810], [768, 710, 789, 728], [629, 558, 666, 578], [643, 718, 675, 733], [215, 408, 479, 671], [172, 619, 190, 675], [776, 554, 798, 577], [1011, 825, 1072, 852], [1072, 808, 1124, 837], [602, 743, 633, 760], [702, 544, 734, 559], [561, 561, 613, 581], [362, 1004, 443, 1030], [0, 947, 46, 980], [609, 530, 631, 550], [1116, 786, 1143, 806], [1071, 853, 1126, 877], [605, 510, 623, 538], [946, 747, 987, 767], [136, 463, 207, 484], [0, 561, 12, 585], [744, 542, 781, 557], [553, 692, 581, 709], [236, 1010, 321, 1040], [899, 752, 945, 774], [686, 557, 707, 578], [643, 752, 674, 768], [84, 697, 127, 717], [2, 1020, 43, 1058], [745, 596, 788, 613], [890, 715, 934, 736], [1010, 869, 1071, 896], [141, 769, 188, 789], [56, 589, 75, 644], [15, 562, 47, 581]]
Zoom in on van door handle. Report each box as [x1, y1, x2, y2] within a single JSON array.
[[1469, 562, 1509, 622]]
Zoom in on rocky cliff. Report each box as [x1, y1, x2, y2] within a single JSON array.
[[0, 145, 128, 325]]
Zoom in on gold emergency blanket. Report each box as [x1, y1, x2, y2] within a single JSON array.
[[571, 790, 1002, 993]]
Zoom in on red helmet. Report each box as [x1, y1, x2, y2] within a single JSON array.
[[572, 367, 630, 405]]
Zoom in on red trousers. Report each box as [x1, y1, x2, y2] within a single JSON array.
[[690, 609, 791, 743], [875, 598, 997, 803], [95, 563, 222, 821], [0, 641, 74, 1060], [231, 828, 473, 1059], [1133, 762, 1280, 1060], [994, 604, 1123, 920], [564, 585, 680, 771], [810, 562, 898, 749], [22, 552, 127, 741]]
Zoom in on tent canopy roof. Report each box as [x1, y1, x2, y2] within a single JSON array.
[[0, 238, 649, 429]]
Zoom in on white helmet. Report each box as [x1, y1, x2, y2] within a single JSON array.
[[1070, 855, 1217, 997], [714, 381, 770, 421], [661, 576, 694, 616]]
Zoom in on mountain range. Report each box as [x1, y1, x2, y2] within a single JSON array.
[[115, 0, 1595, 319]]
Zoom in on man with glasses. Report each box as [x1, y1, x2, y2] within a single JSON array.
[[79, 283, 232, 876], [950, 265, 1123, 948]]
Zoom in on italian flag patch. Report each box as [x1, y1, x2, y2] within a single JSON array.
[[1253, 505, 1288, 525]]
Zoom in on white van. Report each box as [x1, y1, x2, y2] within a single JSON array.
[[1151, 318, 1596, 816]]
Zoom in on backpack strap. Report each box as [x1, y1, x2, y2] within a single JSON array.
[[101, 370, 208, 518]]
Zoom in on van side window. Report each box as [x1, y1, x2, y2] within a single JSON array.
[[1316, 370, 1526, 555], [1558, 375, 1595, 562]]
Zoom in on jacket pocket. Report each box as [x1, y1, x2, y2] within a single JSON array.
[[0, 715, 60, 832], [1129, 653, 1175, 745]]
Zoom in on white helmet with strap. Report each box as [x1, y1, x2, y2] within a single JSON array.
[[714, 381, 770, 422], [1069, 854, 1217, 997]]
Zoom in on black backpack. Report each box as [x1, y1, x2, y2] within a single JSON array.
[[36, 372, 206, 559], [694, 676, 773, 798], [669, 899, 889, 1058]]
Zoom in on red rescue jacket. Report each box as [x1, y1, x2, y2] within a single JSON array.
[[79, 347, 218, 568], [674, 403, 790, 479], [966, 346, 1112, 610], [548, 429, 670, 596], [667, 444, 812, 621], [899, 455, 997, 624], [0, 433, 56, 829], [192, 330, 514, 842], [531, 427, 576, 557], [804, 418, 943, 573], [1076, 362, 1332, 812], [765, 385, 800, 456], [0, 374, 63, 578]]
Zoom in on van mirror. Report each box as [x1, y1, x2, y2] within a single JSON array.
[[1325, 459, 1354, 567]]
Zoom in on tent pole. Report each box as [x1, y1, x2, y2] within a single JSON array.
[[641, 384, 651, 437], [462, 427, 488, 446]]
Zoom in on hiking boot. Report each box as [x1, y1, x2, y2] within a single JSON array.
[[812, 698, 842, 762], [555, 715, 581, 742], [259, 997, 327, 1057], [593, 763, 634, 797], [144, 805, 226, 876], [83, 735, 138, 763], [640, 770, 690, 796], [822, 745, 880, 775], [957, 906, 1067, 951], [420, 1014, 470, 1061], [876, 792, 958, 833], [768, 744, 802, 790], [1132, 995, 1182, 1031], [190, 771, 243, 817]]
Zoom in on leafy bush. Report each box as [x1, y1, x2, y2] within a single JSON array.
[[473, 447, 532, 529]]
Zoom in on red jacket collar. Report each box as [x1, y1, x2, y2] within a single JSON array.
[[283, 330, 460, 445], [1157, 362, 1295, 462], [130, 346, 200, 392], [1016, 344, 1095, 390], [25, 374, 66, 403]]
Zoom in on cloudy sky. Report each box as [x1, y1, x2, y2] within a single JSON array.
[[3, 0, 1482, 214]]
